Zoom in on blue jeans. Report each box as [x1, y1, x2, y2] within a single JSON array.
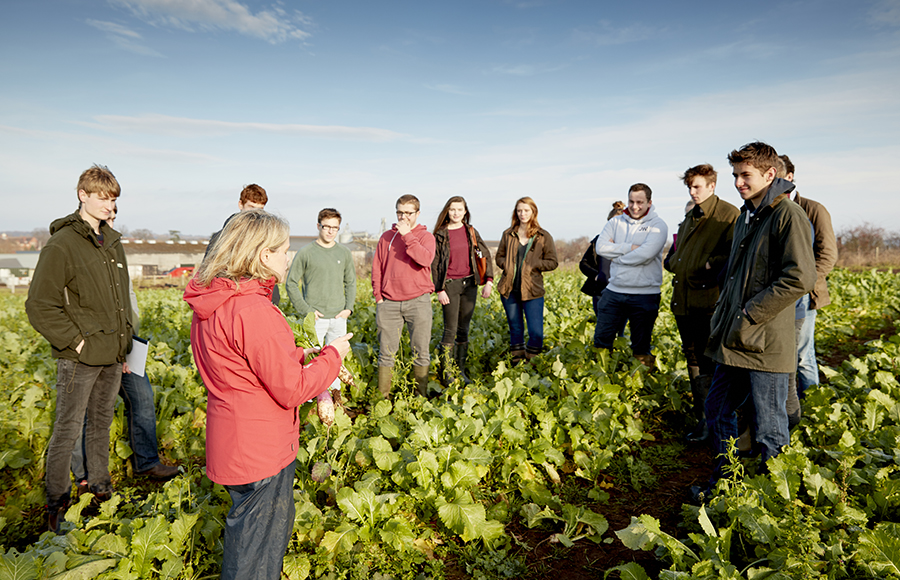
[[315, 316, 348, 391], [500, 292, 544, 352], [705, 364, 789, 483], [222, 460, 296, 580], [47, 359, 121, 503], [797, 307, 819, 394], [593, 290, 660, 355], [72, 369, 161, 479]]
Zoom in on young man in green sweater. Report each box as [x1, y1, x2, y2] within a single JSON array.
[[286, 208, 357, 391]]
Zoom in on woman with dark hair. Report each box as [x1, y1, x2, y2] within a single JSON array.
[[432, 196, 493, 386], [495, 197, 558, 363], [184, 210, 352, 580], [580, 201, 625, 316]]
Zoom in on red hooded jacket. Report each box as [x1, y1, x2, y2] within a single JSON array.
[[184, 276, 340, 485], [371, 224, 436, 302]]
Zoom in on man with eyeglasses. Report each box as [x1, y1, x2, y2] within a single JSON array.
[[286, 208, 357, 395], [372, 194, 436, 398]]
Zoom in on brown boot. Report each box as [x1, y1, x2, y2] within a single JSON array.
[[509, 344, 525, 366], [525, 345, 541, 361], [413, 365, 430, 398], [635, 354, 656, 371], [47, 494, 70, 535], [377, 366, 393, 399]]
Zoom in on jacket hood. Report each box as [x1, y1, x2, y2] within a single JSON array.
[[184, 277, 275, 320], [746, 178, 795, 214], [623, 204, 659, 223], [49, 211, 121, 246]]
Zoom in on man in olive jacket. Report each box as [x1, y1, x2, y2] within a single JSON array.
[[26, 165, 133, 533], [702, 142, 816, 490], [665, 164, 739, 442]]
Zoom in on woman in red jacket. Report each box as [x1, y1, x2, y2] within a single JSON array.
[[184, 210, 352, 580]]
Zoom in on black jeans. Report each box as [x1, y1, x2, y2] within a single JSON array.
[[440, 276, 477, 344], [222, 460, 296, 580], [674, 313, 715, 375]]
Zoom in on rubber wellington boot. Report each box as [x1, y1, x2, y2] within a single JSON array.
[[377, 366, 393, 399], [454, 342, 472, 385], [413, 365, 430, 398], [437, 343, 453, 387], [686, 374, 711, 443], [509, 344, 525, 366]]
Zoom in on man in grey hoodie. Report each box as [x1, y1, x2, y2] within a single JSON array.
[[594, 183, 668, 367], [700, 142, 816, 494]]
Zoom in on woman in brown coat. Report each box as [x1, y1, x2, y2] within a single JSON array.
[[495, 197, 558, 362]]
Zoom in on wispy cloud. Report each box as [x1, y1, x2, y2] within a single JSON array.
[[86, 19, 164, 57], [110, 0, 312, 43], [425, 83, 471, 96], [870, 0, 900, 26], [571, 19, 659, 46], [79, 114, 413, 142]]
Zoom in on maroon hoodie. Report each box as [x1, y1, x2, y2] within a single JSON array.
[[184, 276, 340, 485]]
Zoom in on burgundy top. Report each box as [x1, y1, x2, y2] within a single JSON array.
[[446, 226, 472, 279]]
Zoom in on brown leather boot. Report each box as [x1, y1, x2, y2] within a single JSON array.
[[509, 344, 525, 366], [635, 354, 656, 371]]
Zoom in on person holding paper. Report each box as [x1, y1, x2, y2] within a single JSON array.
[[70, 205, 178, 489]]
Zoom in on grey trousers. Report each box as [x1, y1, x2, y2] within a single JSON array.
[[46, 359, 121, 503], [376, 294, 433, 367]]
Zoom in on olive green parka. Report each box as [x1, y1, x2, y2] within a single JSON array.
[[26, 212, 133, 366]]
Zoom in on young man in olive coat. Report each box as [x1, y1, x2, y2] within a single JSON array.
[[665, 164, 739, 442], [701, 142, 816, 494], [26, 165, 133, 532]]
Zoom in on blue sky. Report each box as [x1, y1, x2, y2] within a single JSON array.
[[2, 0, 899, 240]]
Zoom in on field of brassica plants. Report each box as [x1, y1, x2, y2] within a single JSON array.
[[1, 267, 899, 579]]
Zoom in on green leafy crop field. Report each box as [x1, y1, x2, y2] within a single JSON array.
[[1, 268, 899, 579]]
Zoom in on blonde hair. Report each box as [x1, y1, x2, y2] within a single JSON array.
[[77, 164, 120, 200], [195, 210, 290, 287]]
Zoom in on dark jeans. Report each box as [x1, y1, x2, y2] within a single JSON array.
[[593, 290, 660, 355], [46, 359, 121, 503], [705, 364, 789, 483], [674, 313, 715, 375], [222, 460, 296, 580], [72, 369, 161, 479], [500, 291, 544, 351], [440, 276, 477, 345]]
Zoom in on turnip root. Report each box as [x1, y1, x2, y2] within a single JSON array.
[[338, 364, 356, 388], [316, 389, 335, 425]]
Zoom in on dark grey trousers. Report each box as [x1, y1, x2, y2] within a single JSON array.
[[222, 460, 296, 580]]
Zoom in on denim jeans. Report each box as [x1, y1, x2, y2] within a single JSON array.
[[705, 364, 789, 483], [222, 460, 296, 580], [500, 292, 544, 352], [376, 294, 433, 367], [315, 316, 347, 391], [72, 369, 161, 479], [439, 276, 477, 345], [46, 359, 121, 503], [797, 307, 819, 394], [593, 290, 660, 355]]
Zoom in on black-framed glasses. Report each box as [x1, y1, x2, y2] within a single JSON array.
[[396, 210, 418, 217], [319, 224, 340, 232]]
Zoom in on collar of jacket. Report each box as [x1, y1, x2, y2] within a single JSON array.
[[743, 178, 795, 220], [49, 211, 121, 248]]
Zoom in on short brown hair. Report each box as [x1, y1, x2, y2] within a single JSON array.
[[396, 194, 420, 211], [77, 165, 120, 199], [727, 141, 779, 174], [779, 154, 795, 177], [318, 208, 342, 223], [240, 184, 268, 206], [628, 183, 652, 201], [681, 164, 717, 187]]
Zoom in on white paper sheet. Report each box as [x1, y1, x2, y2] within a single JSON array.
[[126, 336, 149, 377]]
